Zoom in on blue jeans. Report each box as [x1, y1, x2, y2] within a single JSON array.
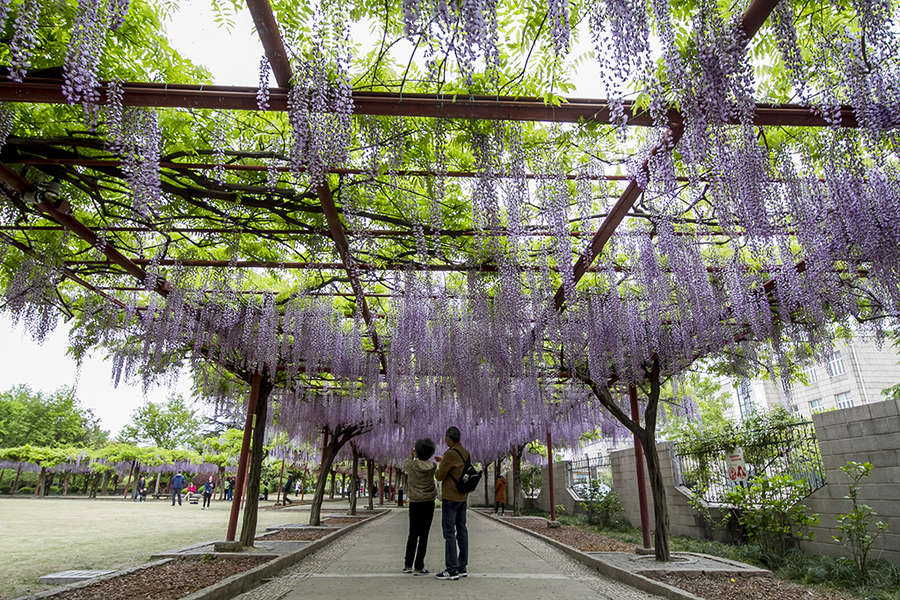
[[441, 500, 468, 574], [172, 488, 182, 505]]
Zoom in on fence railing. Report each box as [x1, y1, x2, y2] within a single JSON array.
[[566, 454, 612, 500], [672, 421, 827, 505]]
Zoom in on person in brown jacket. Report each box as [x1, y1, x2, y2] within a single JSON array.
[[494, 474, 506, 515], [433, 426, 470, 581], [401, 438, 437, 575]]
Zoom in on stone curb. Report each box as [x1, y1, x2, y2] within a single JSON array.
[[179, 509, 391, 600], [16, 510, 391, 600], [14, 559, 174, 600], [478, 512, 706, 600]]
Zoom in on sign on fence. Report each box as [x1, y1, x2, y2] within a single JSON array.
[[725, 448, 748, 483]]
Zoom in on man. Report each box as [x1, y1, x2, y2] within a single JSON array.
[[282, 474, 294, 504], [433, 426, 470, 581], [171, 471, 185, 506]]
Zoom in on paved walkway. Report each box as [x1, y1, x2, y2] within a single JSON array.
[[238, 508, 665, 600]]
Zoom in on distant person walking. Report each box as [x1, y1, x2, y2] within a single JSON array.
[[171, 471, 185, 506], [282, 475, 294, 504], [225, 476, 234, 501], [494, 474, 506, 515], [434, 426, 470, 581], [402, 438, 437, 575], [202, 476, 215, 509]]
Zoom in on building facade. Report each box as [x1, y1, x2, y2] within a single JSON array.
[[724, 338, 900, 421]]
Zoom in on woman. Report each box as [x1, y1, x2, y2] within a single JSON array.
[[494, 474, 507, 515], [402, 438, 437, 575], [201, 476, 215, 510]]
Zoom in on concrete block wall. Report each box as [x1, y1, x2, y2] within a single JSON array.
[[610, 441, 736, 545], [535, 462, 582, 517], [608, 400, 900, 564], [800, 399, 900, 564]]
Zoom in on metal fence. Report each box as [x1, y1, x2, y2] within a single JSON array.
[[672, 421, 827, 505], [566, 454, 612, 500]]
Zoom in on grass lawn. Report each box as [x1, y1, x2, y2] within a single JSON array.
[[0, 496, 330, 599]]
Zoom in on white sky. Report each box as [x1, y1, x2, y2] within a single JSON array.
[[0, 1, 607, 438]]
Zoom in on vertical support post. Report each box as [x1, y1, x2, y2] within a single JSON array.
[[631, 384, 652, 549], [276, 458, 285, 505], [547, 430, 556, 522], [226, 372, 261, 542], [379, 467, 385, 505], [301, 466, 308, 501]]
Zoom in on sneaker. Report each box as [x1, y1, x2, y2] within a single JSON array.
[[435, 570, 459, 581], [402, 565, 413, 574], [458, 567, 467, 577], [413, 568, 429, 576]]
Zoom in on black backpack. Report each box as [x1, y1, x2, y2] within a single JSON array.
[[448, 447, 483, 494]]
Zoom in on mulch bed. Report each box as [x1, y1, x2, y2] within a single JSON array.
[[503, 518, 639, 552], [321, 516, 366, 524], [258, 528, 335, 541], [647, 573, 858, 600], [46, 556, 271, 600]]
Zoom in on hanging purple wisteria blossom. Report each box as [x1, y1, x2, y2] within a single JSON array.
[[257, 55, 270, 111], [7, 0, 41, 82], [63, 0, 108, 123], [107, 0, 130, 31]]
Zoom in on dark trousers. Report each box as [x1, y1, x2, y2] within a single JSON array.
[[441, 500, 468, 574], [494, 501, 505, 514], [172, 488, 182, 505], [405, 500, 435, 570], [203, 492, 212, 508]]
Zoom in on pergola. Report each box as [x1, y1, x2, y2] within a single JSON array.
[[0, 0, 897, 558]]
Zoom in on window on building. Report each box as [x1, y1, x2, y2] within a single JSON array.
[[803, 365, 818, 384], [809, 398, 824, 413], [828, 351, 846, 376], [736, 380, 755, 418], [836, 391, 854, 409], [789, 403, 801, 415]]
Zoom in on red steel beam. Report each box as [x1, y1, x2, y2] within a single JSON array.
[[316, 182, 390, 376], [246, 0, 293, 88], [0, 79, 858, 127]]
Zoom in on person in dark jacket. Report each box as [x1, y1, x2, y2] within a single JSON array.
[[282, 475, 294, 504], [402, 438, 437, 575], [201, 476, 215, 509], [133, 475, 147, 502], [171, 471, 185, 506]]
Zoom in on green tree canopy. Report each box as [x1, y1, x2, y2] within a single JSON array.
[[120, 395, 204, 451], [0, 385, 108, 448]]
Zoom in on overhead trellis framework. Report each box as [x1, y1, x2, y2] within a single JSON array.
[[1, 0, 899, 552]]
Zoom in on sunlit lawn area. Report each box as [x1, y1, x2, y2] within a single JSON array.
[[0, 496, 330, 599]]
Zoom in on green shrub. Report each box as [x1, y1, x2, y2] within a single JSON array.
[[578, 481, 622, 527], [833, 461, 889, 584], [721, 474, 819, 558], [17, 487, 34, 495], [0, 485, 10, 494]]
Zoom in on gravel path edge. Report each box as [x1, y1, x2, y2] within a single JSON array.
[[480, 512, 705, 600]]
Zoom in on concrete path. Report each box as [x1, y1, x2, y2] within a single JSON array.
[[238, 508, 665, 600]]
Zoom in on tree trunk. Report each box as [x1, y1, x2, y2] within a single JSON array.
[[122, 460, 136, 500], [310, 441, 340, 526], [380, 467, 385, 505], [110, 474, 119, 495], [239, 377, 273, 548], [349, 443, 359, 515], [0, 469, 5, 490], [90, 473, 99, 498], [12, 466, 21, 495], [367, 460, 374, 510], [512, 448, 523, 516], [218, 465, 226, 500], [301, 467, 307, 501], [641, 433, 670, 561], [35, 467, 47, 497], [63, 472, 71, 496], [329, 469, 336, 499]]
